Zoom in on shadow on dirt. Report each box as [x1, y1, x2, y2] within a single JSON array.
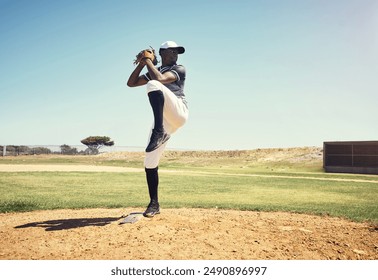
[[14, 217, 121, 231]]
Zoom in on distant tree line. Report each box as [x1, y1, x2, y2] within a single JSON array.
[[0, 145, 78, 156], [1, 136, 114, 156]]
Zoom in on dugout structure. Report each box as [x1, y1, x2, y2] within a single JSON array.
[[323, 141, 378, 175]]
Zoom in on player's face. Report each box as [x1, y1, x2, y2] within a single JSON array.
[[161, 48, 178, 62]]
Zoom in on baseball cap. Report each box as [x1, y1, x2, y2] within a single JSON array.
[[160, 41, 185, 54]]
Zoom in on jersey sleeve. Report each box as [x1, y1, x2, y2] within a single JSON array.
[[170, 65, 186, 82]]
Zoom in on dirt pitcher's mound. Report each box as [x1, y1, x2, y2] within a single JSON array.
[[0, 208, 377, 260]]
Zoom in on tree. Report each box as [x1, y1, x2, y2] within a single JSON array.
[[60, 144, 78, 155], [80, 136, 114, 155], [31, 147, 52, 155]]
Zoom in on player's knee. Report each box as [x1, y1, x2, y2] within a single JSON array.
[[144, 154, 159, 169], [144, 162, 158, 169], [146, 80, 163, 93]]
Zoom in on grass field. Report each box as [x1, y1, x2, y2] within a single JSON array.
[[1, 147, 377, 224]]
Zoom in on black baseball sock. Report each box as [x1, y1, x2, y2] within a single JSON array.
[[145, 167, 159, 204], [148, 90, 165, 132]]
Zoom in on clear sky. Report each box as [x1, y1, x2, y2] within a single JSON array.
[[1, 0, 377, 150]]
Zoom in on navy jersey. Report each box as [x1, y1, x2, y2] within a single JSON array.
[[144, 64, 187, 105]]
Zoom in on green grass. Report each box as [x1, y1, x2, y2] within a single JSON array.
[[161, 172, 378, 222], [0, 172, 146, 211], [1, 150, 377, 223], [0, 169, 377, 223], [0, 154, 143, 168]]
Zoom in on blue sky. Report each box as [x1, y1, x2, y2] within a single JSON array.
[[1, 0, 377, 150]]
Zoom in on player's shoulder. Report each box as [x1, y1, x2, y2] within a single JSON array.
[[172, 64, 185, 69], [171, 64, 185, 73]]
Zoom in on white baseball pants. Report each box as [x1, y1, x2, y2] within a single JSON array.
[[144, 80, 188, 169]]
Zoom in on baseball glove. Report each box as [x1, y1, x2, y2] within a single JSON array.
[[133, 46, 158, 65]]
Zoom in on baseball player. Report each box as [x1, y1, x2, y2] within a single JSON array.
[[127, 41, 188, 217]]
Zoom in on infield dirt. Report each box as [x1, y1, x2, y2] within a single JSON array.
[[1, 207, 377, 260]]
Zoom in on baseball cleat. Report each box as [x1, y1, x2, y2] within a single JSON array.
[[145, 129, 170, 152], [143, 201, 160, 218]]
